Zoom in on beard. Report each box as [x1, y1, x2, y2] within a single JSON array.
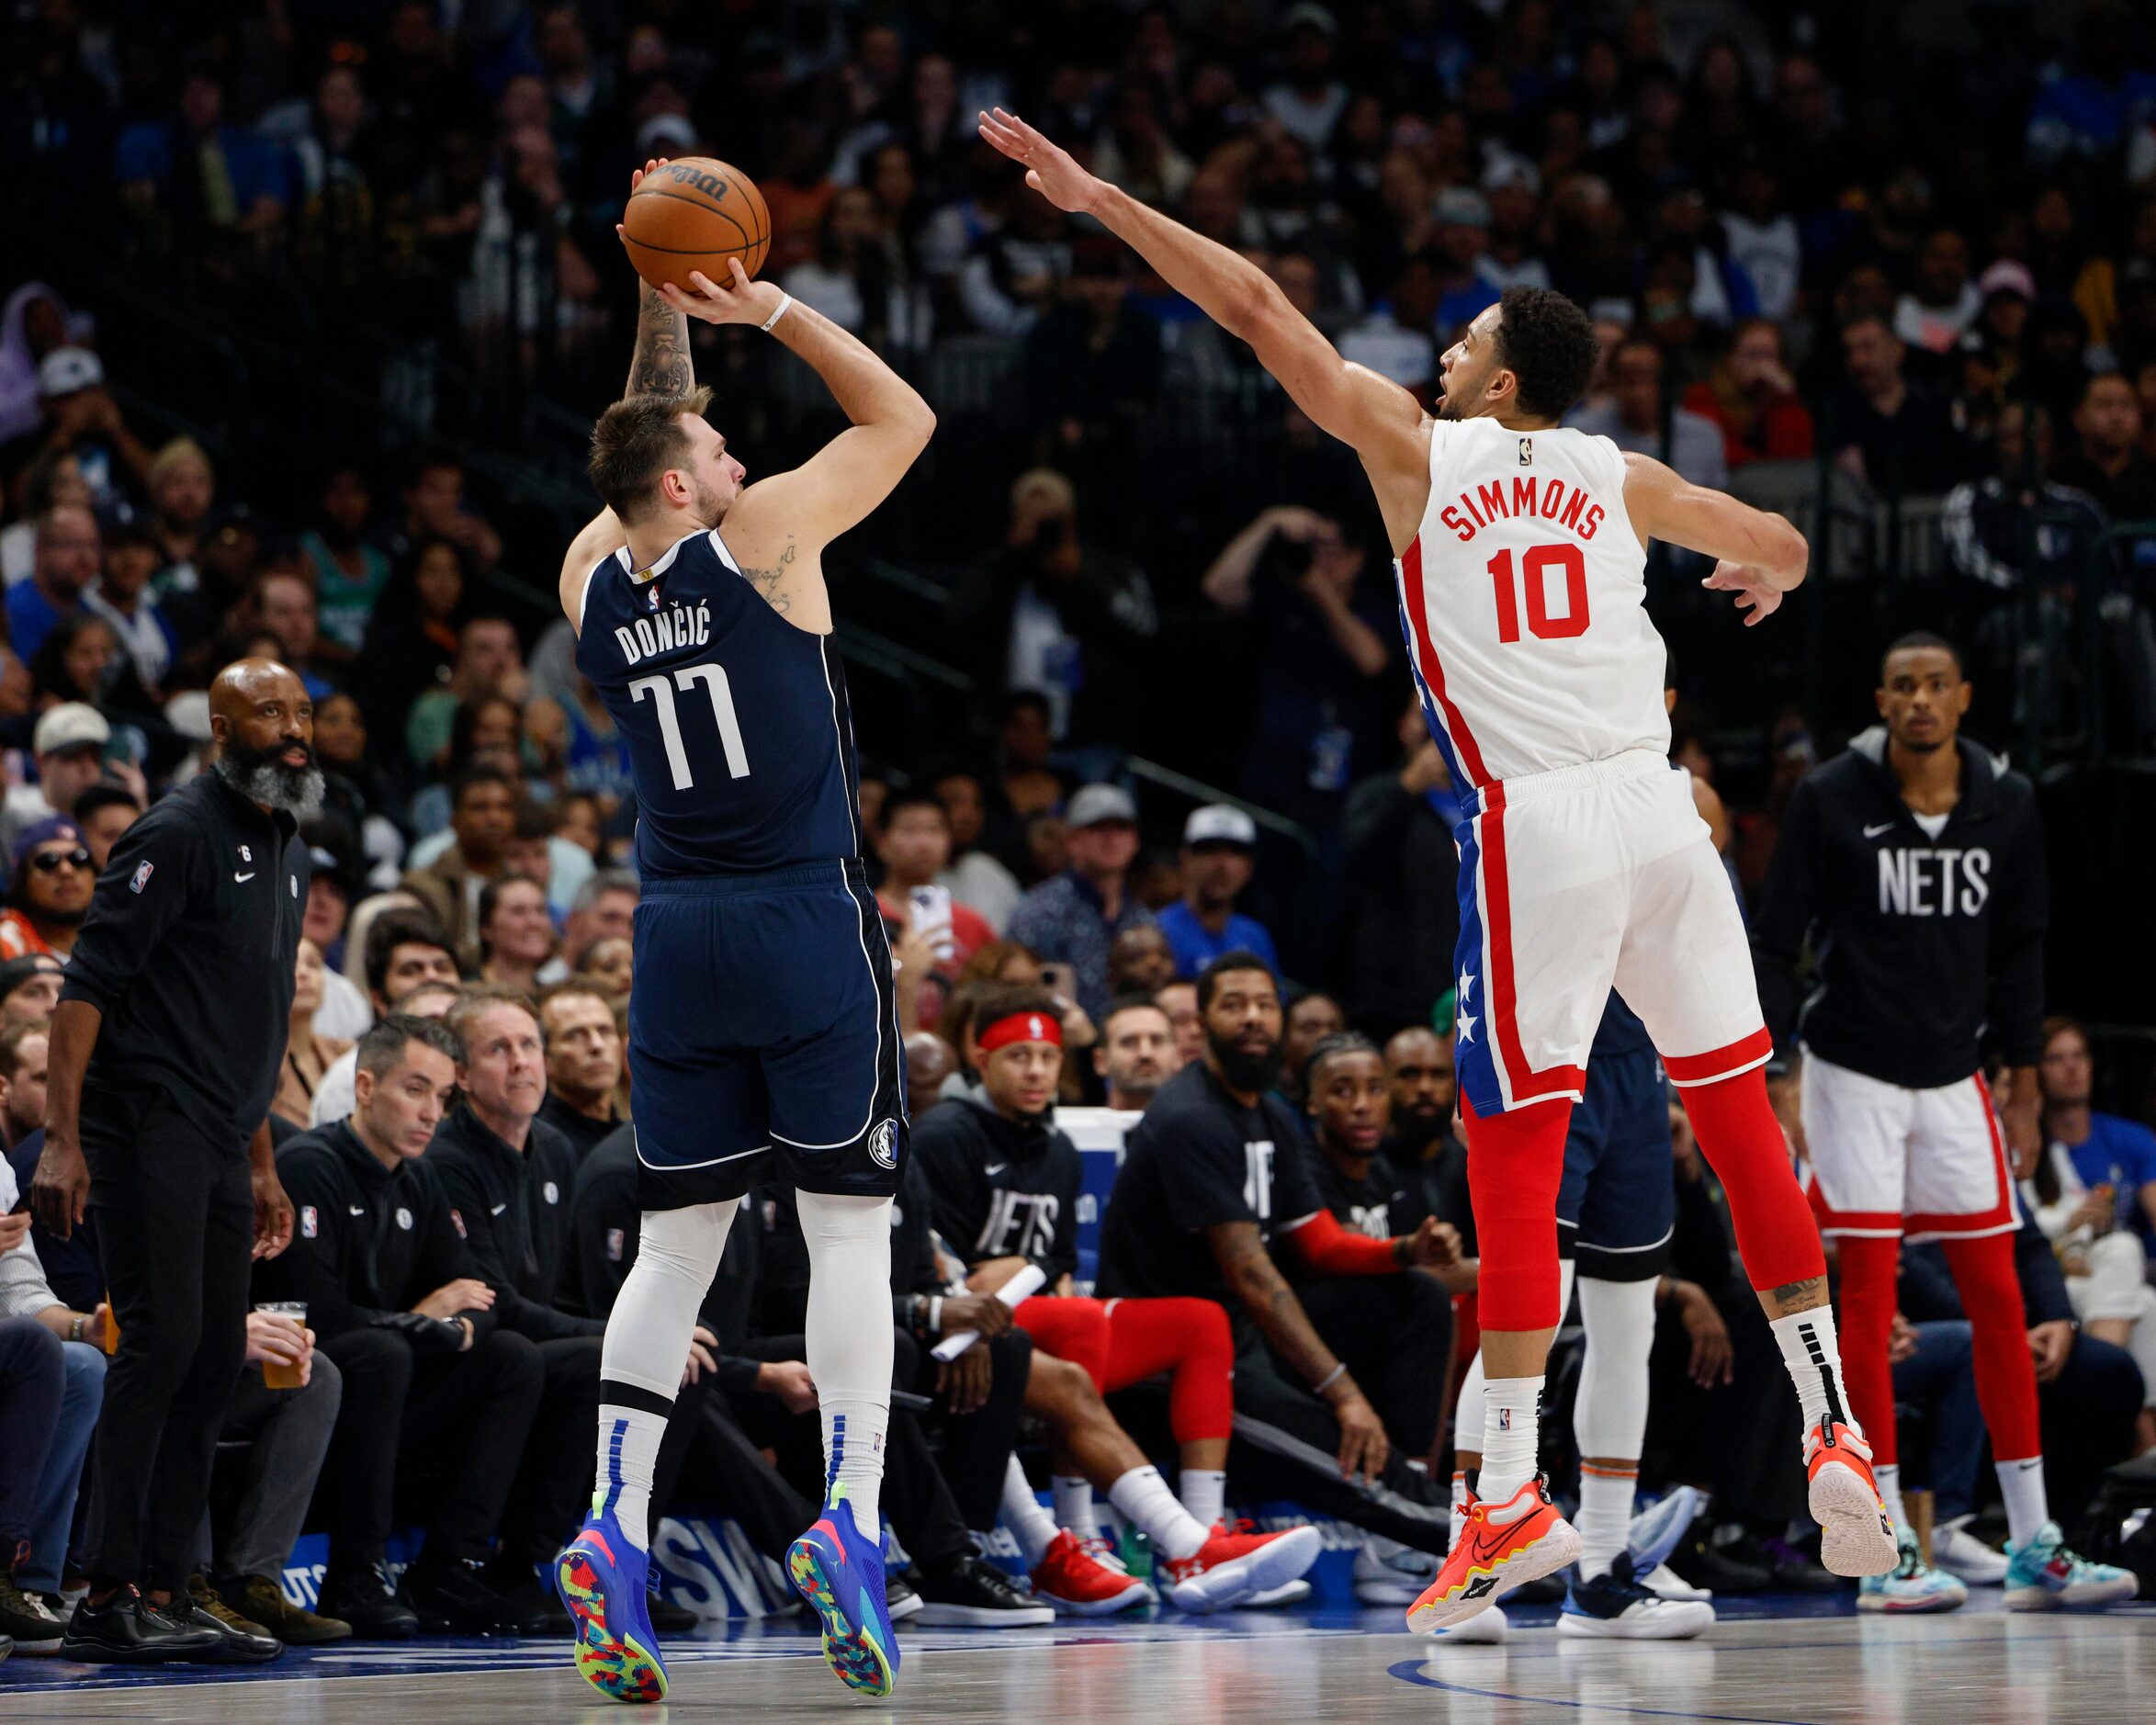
[[215, 737, 325, 814], [1206, 1025, 1281, 1095], [1389, 1105, 1446, 1153]]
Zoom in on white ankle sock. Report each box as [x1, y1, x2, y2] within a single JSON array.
[[1874, 1462, 1908, 1532], [1477, 1376, 1543, 1503], [1996, 1457, 2049, 1549], [1575, 1466, 1636, 1579], [1180, 1468, 1226, 1532], [593, 1407, 669, 1550], [1053, 1475, 1099, 1542], [1001, 1458, 1060, 1567], [1107, 1466, 1207, 1562], [1769, 1306, 1858, 1437], [799, 1192, 896, 1540]]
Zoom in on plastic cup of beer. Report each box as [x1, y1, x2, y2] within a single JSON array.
[[255, 1302, 308, 1390], [100, 1305, 119, 1355]]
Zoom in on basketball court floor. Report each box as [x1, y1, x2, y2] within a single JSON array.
[[2, 1593, 2147, 1722]]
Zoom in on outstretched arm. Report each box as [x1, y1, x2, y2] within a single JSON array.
[[618, 162, 695, 399], [1622, 452, 1808, 626], [978, 108, 1428, 547]]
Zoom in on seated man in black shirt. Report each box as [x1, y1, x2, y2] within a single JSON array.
[[1383, 1025, 1473, 1246], [426, 987, 606, 1627], [1095, 953, 1455, 1562], [265, 1016, 547, 1638], [536, 982, 625, 1161], [915, 985, 1319, 1613]]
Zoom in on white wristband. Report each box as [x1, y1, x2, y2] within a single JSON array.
[[760, 292, 793, 333], [928, 1294, 943, 1336], [1314, 1362, 1347, 1395]]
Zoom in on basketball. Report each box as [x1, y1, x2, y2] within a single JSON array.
[[621, 157, 772, 295]]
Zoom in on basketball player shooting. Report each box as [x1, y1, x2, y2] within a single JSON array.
[[553, 162, 934, 1704], [978, 109, 1899, 1629]]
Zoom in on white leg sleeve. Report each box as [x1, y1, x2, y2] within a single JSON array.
[[1575, 1275, 1656, 1462], [797, 1191, 895, 1539], [601, 1201, 733, 1400]]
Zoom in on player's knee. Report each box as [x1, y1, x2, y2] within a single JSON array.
[[796, 1190, 892, 1247], [638, 1201, 732, 1290]]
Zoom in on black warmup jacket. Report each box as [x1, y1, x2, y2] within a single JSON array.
[[1750, 727, 2047, 1089], [426, 1105, 602, 1342], [61, 772, 306, 1150], [911, 1093, 1082, 1283], [263, 1121, 495, 1352]]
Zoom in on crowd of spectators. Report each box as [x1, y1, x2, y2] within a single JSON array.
[[1, 0, 2155, 1655]]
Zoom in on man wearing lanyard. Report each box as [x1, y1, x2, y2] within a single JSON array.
[[32, 659, 312, 1663]]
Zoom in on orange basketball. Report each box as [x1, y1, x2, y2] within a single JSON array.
[[621, 157, 772, 295]]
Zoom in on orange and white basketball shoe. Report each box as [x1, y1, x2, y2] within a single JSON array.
[[1406, 1476, 1582, 1633], [1803, 1417, 1898, 1577]]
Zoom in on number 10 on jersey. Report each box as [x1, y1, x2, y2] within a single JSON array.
[[1487, 543, 1590, 643], [630, 664, 751, 789]]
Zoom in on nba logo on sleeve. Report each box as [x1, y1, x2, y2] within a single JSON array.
[[299, 1206, 317, 1239], [869, 1121, 898, 1169], [130, 861, 154, 894]]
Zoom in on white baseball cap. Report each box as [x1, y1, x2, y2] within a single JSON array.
[[37, 346, 105, 399], [34, 702, 109, 757], [1184, 804, 1258, 848], [1066, 784, 1138, 829]]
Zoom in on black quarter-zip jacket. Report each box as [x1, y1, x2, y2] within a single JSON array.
[[260, 1121, 494, 1352], [425, 1104, 602, 1343], [911, 1093, 1081, 1283], [1750, 727, 2047, 1089], [62, 772, 307, 1150]]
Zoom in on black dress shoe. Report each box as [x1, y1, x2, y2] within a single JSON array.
[[645, 1589, 700, 1633], [58, 1587, 221, 1663], [480, 1560, 571, 1632], [170, 1596, 282, 1664], [319, 1565, 420, 1640], [401, 1556, 556, 1635], [1666, 1533, 1773, 1596]]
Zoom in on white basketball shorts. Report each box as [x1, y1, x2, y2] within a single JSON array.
[[1799, 1050, 2021, 1243], [1451, 750, 1769, 1117]]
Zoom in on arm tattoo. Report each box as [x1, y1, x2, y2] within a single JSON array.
[[628, 284, 693, 398], [1213, 1221, 1340, 1385], [738, 537, 797, 614]]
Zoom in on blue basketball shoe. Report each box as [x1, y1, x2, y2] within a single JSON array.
[[557, 1509, 667, 1705], [787, 1484, 899, 1697], [2003, 1522, 2138, 1610]]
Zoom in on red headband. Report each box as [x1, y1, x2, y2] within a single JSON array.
[[977, 1009, 1063, 1054]]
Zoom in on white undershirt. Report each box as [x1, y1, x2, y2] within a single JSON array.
[[1913, 811, 1949, 840]]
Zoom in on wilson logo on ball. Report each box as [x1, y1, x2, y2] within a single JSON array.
[[662, 163, 733, 199]]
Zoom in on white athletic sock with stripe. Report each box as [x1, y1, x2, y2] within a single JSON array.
[[1873, 1463, 1908, 1534], [1769, 1306, 1860, 1437], [1107, 1467, 1207, 1562], [1002, 1458, 1061, 1567], [1054, 1475, 1100, 1542], [1477, 1376, 1544, 1504], [799, 1192, 895, 1541], [1575, 1467, 1637, 1580], [1180, 1469, 1227, 1532], [593, 1408, 668, 1550]]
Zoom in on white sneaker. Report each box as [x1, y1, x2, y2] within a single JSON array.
[[1558, 1554, 1716, 1640], [1930, 1519, 2008, 1586], [1438, 1604, 1507, 1642], [1241, 1579, 1312, 1608], [1353, 1535, 1439, 1607], [1857, 1529, 1968, 1613], [1640, 1562, 1711, 1602]]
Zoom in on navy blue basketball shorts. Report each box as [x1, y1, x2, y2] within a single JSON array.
[[1555, 1043, 1674, 1282], [627, 861, 908, 1210]]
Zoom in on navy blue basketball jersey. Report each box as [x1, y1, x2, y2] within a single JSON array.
[[574, 528, 862, 877]]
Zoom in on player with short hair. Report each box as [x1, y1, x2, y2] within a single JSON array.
[[554, 163, 936, 1704], [980, 110, 1894, 1632], [1752, 634, 2134, 1612]]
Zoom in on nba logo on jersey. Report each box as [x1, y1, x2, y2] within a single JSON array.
[[1518, 436, 1532, 466], [869, 1120, 898, 1169]]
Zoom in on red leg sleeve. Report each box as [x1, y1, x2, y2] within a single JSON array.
[[1464, 1093, 1570, 1332], [1013, 1296, 1111, 1391], [1834, 1233, 1901, 1467], [1941, 1234, 2043, 1461], [1101, 1297, 1236, 1444], [1676, 1067, 1827, 1291]]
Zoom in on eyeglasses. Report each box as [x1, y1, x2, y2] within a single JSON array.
[[30, 849, 92, 874]]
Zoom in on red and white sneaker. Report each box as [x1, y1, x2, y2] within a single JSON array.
[[1803, 1418, 1898, 1577], [1406, 1476, 1581, 1634], [1159, 1520, 1321, 1613], [1030, 1530, 1154, 1617]]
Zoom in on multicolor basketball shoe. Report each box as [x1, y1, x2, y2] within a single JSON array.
[[557, 1507, 667, 1705], [1406, 1475, 1582, 1633], [2003, 1522, 2138, 1610], [786, 1484, 899, 1697], [1802, 1418, 1899, 1578]]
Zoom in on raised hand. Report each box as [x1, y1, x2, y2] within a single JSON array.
[[661, 259, 787, 329], [976, 107, 1106, 216], [1701, 558, 1786, 626]]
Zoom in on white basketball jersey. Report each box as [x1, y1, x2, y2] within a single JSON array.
[[1393, 418, 1670, 790]]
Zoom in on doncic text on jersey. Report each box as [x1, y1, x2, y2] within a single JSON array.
[[614, 594, 712, 665]]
